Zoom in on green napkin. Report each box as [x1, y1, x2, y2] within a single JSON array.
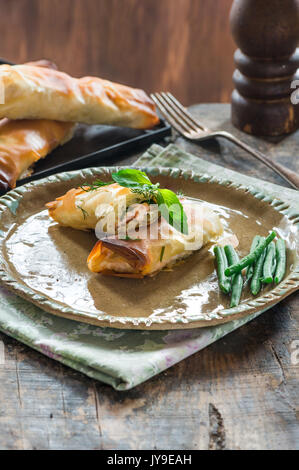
[[136, 143, 297, 204], [0, 144, 297, 390]]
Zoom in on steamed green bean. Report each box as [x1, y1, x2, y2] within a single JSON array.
[[251, 241, 266, 296], [245, 235, 261, 282], [274, 239, 286, 284], [214, 246, 231, 294], [262, 241, 276, 284], [224, 245, 243, 308], [225, 231, 276, 277]]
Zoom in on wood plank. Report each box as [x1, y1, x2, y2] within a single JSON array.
[[93, 298, 298, 450], [0, 337, 102, 449], [0, 0, 235, 104]]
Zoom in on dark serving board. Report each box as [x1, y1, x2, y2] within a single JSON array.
[[0, 58, 171, 193], [17, 122, 171, 186]]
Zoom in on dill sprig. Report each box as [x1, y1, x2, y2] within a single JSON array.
[[130, 183, 160, 204], [80, 180, 113, 192]]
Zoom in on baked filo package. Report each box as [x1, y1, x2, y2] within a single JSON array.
[[0, 63, 159, 128], [0, 60, 75, 191], [47, 170, 224, 278], [0, 61, 159, 191]]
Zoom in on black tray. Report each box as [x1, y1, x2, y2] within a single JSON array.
[[0, 58, 171, 192]]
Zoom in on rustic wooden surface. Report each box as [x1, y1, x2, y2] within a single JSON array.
[[0, 0, 235, 105], [0, 104, 298, 450]]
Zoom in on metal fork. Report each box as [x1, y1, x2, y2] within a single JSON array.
[[151, 92, 299, 190]]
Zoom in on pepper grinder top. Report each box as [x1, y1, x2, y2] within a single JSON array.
[[230, 0, 299, 136]]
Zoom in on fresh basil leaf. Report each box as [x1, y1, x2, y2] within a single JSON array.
[[157, 188, 180, 207], [157, 189, 188, 235], [112, 169, 152, 188]]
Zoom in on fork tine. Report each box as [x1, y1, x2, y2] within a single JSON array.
[[151, 95, 188, 136], [151, 94, 191, 136], [160, 92, 202, 132], [159, 92, 200, 133], [152, 93, 191, 133], [165, 92, 209, 132]]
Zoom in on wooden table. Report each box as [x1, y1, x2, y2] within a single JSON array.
[[0, 104, 298, 450]]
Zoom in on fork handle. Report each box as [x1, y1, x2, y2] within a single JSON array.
[[216, 131, 299, 190]]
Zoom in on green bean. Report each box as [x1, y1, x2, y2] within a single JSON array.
[[214, 246, 231, 294], [250, 241, 266, 296], [261, 241, 276, 284], [224, 245, 243, 308], [271, 249, 277, 276], [225, 231, 276, 277], [274, 239, 286, 284], [245, 236, 261, 283]]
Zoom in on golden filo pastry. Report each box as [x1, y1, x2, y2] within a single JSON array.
[[0, 64, 160, 128], [46, 182, 223, 278], [22, 59, 60, 70], [87, 200, 224, 278], [0, 60, 75, 191], [46, 183, 148, 231], [0, 118, 74, 191]]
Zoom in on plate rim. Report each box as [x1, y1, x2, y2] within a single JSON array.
[[0, 165, 298, 330]]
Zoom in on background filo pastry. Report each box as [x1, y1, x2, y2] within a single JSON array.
[[0, 60, 74, 191], [0, 63, 160, 128], [0, 60, 159, 191]]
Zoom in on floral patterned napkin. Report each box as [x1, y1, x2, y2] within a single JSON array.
[[0, 144, 297, 390]]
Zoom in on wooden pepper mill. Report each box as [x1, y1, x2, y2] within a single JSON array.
[[230, 0, 299, 136]]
